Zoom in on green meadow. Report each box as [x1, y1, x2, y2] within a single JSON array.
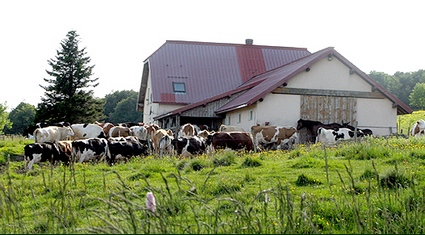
[[0, 112, 425, 233]]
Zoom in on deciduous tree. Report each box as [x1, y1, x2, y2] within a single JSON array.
[[0, 102, 12, 135], [3, 102, 35, 135], [409, 82, 425, 110]]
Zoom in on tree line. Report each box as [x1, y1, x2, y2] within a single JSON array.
[[1, 89, 142, 135], [369, 70, 425, 110]]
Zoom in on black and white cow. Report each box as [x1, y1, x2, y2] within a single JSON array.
[[72, 138, 110, 163], [107, 136, 149, 164], [24, 142, 69, 170], [171, 136, 207, 158], [316, 127, 364, 145], [71, 123, 107, 140]]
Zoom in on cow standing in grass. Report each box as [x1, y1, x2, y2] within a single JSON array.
[[412, 119, 425, 137], [34, 126, 75, 143], [71, 123, 107, 140], [206, 131, 254, 152], [251, 125, 298, 151]]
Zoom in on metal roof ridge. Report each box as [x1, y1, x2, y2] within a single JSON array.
[[165, 39, 310, 50]]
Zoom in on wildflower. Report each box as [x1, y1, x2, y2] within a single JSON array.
[[264, 193, 270, 203], [146, 192, 156, 213]]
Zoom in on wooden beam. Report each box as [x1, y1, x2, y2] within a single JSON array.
[[272, 87, 385, 99]]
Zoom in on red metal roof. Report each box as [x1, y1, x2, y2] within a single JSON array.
[[215, 47, 413, 115], [146, 40, 311, 105]]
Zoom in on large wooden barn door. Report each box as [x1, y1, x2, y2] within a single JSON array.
[[300, 95, 357, 124]]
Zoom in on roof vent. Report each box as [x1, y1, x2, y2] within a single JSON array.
[[245, 39, 253, 45]]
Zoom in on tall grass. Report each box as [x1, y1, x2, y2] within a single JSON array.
[[1, 137, 425, 233]]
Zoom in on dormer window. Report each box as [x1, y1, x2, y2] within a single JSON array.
[[173, 82, 186, 93]]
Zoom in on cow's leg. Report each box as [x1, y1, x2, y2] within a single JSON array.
[[27, 153, 42, 170]]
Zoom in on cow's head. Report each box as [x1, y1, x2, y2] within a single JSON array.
[[296, 119, 304, 130], [66, 127, 75, 137]]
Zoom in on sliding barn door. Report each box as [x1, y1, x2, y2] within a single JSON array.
[[300, 95, 357, 124]]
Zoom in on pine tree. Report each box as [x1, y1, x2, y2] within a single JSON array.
[[36, 30, 105, 123]]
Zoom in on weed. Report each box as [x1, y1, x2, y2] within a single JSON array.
[[380, 169, 412, 189], [190, 160, 205, 171], [212, 153, 236, 167], [241, 157, 262, 167], [295, 174, 322, 186]]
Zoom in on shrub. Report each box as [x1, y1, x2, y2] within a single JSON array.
[[291, 156, 322, 169], [211, 183, 241, 196], [176, 160, 188, 171], [359, 169, 376, 181], [241, 157, 262, 167], [295, 174, 322, 186], [380, 170, 412, 189], [190, 160, 205, 171], [213, 153, 236, 167]]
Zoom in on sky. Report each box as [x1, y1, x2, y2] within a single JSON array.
[[1, 0, 425, 111]]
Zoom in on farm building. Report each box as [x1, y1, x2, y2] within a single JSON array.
[[137, 39, 412, 141]]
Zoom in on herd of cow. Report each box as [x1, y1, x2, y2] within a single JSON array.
[[22, 119, 376, 170]]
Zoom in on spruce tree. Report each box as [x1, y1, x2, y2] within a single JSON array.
[[36, 30, 105, 123]]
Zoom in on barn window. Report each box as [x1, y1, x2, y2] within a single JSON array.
[[237, 113, 241, 123], [173, 82, 186, 93], [227, 115, 231, 125], [249, 110, 253, 120]]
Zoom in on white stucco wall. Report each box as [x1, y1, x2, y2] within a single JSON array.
[[288, 58, 371, 92], [255, 94, 300, 127], [225, 94, 301, 131], [143, 75, 153, 124], [225, 105, 257, 132], [143, 76, 184, 124], [357, 98, 397, 136]]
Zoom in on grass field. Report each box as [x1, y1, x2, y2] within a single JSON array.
[[0, 113, 425, 234]]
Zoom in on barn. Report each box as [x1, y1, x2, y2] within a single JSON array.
[[137, 40, 412, 141]]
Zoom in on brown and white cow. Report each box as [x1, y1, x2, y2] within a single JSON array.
[[109, 126, 131, 138], [412, 119, 425, 137], [251, 125, 298, 150], [178, 123, 197, 138], [34, 126, 75, 143], [158, 134, 175, 156], [95, 122, 115, 138], [56, 140, 73, 164], [146, 125, 173, 155], [206, 131, 254, 152]]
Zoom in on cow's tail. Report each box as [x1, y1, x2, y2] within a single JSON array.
[[34, 129, 39, 143], [159, 135, 172, 157], [105, 142, 112, 165]]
